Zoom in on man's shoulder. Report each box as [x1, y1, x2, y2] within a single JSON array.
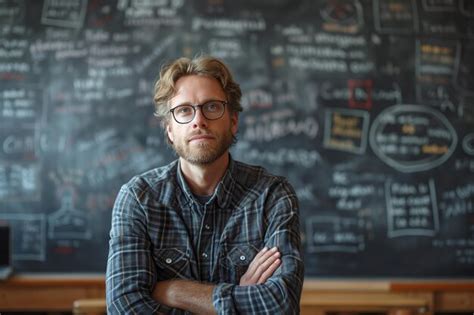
[[233, 159, 289, 188], [123, 160, 179, 193], [230, 159, 298, 210]]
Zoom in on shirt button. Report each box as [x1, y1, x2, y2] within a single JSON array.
[[202, 252, 208, 258], [240, 255, 246, 261], [165, 258, 172, 264], [204, 224, 211, 230]]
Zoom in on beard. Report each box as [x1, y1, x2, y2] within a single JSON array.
[[172, 128, 234, 165]]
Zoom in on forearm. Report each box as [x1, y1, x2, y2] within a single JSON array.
[[153, 279, 217, 314], [214, 276, 303, 314]]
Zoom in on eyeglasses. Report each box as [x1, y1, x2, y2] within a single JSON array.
[[169, 100, 227, 124]]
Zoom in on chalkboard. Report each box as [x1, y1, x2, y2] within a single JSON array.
[[0, 0, 473, 278]]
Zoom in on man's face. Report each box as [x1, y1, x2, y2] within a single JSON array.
[[166, 75, 238, 165]]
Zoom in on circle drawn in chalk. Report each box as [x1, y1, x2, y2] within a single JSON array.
[[369, 105, 457, 172]]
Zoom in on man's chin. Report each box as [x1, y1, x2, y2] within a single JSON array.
[[174, 135, 233, 166], [184, 151, 222, 165]]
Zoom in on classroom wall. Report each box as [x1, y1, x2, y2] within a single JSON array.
[[0, 0, 473, 278]]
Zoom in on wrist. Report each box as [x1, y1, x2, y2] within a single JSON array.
[[153, 280, 176, 307], [166, 280, 179, 307]]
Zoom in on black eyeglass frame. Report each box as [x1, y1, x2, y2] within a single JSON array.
[[169, 100, 228, 124]]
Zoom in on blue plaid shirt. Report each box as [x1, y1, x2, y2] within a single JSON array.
[[106, 156, 304, 314]]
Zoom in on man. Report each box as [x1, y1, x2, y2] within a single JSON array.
[[106, 56, 304, 314]]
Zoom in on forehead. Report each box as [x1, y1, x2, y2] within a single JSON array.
[[170, 75, 226, 106]]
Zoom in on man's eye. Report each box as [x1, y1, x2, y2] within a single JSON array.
[[177, 106, 192, 115], [205, 102, 219, 112]]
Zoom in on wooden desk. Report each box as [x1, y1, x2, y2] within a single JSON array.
[[0, 274, 105, 312], [72, 293, 428, 315], [73, 298, 106, 315], [302, 281, 431, 315], [1, 275, 473, 314], [302, 280, 474, 314]]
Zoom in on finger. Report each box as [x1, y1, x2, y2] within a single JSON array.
[[253, 247, 278, 266], [246, 247, 276, 275], [257, 259, 281, 284], [257, 258, 281, 284], [247, 247, 269, 270], [240, 249, 280, 285], [252, 247, 269, 262], [247, 251, 280, 283], [253, 250, 280, 276], [244, 249, 266, 276], [256, 250, 280, 269]]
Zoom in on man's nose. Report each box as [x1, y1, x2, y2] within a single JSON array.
[[192, 107, 208, 128]]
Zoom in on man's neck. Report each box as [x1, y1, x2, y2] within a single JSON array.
[[179, 153, 230, 196]]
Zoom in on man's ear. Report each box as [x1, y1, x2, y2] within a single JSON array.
[[230, 112, 239, 135], [166, 122, 174, 144]]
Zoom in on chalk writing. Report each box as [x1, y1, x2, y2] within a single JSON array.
[[306, 216, 365, 253], [374, 0, 419, 33], [324, 109, 369, 154], [386, 179, 440, 237]]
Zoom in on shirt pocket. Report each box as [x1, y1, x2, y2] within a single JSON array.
[[154, 247, 190, 280], [221, 242, 260, 284]]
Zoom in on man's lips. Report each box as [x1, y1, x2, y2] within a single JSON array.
[[188, 134, 215, 142]]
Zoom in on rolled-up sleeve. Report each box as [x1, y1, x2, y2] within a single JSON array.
[[212, 180, 304, 314], [106, 185, 172, 314]]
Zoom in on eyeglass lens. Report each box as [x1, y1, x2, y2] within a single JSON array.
[[171, 100, 226, 123]]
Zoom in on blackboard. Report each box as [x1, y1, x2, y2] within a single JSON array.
[[0, 0, 473, 278]]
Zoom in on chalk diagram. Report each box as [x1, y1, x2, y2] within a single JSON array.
[[369, 105, 457, 173], [48, 186, 92, 241], [41, 0, 87, 29], [320, 0, 364, 32]]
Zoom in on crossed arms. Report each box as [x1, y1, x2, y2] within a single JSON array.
[[106, 182, 304, 314], [152, 246, 282, 314]]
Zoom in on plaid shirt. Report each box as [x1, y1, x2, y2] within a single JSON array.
[[106, 157, 304, 314]]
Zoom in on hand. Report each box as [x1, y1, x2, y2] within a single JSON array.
[[239, 247, 281, 286]]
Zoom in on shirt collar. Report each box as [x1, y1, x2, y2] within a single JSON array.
[[176, 155, 236, 209]]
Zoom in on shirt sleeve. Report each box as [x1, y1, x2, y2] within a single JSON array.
[[212, 179, 304, 314], [106, 184, 173, 314]]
